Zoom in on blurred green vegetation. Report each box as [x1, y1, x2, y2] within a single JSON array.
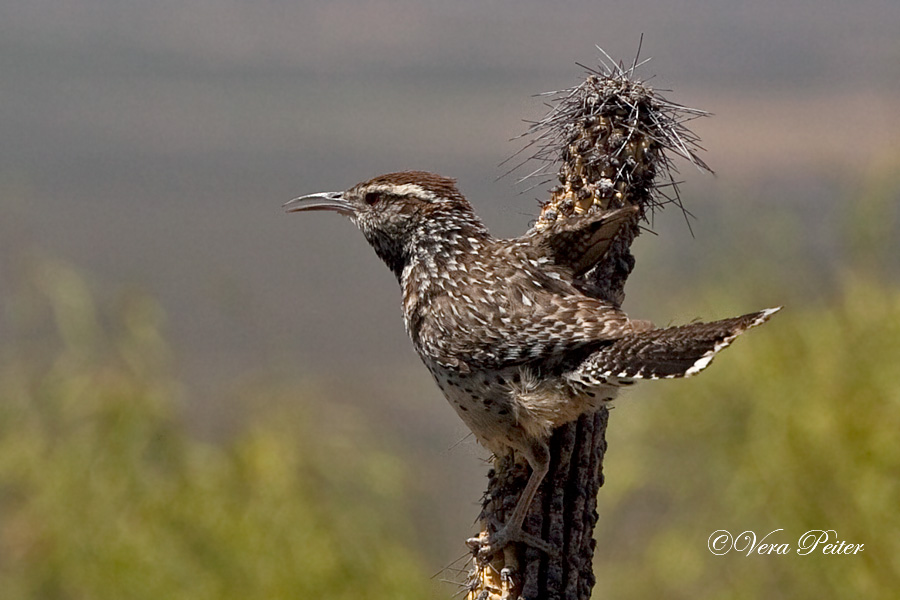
[[596, 281, 900, 597], [0, 260, 430, 600], [5, 268, 897, 600]]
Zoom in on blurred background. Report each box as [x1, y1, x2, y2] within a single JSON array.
[[1, 1, 898, 598]]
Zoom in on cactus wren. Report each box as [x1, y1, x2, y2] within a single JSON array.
[[285, 171, 779, 557]]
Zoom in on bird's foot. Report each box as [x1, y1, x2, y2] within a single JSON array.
[[466, 525, 557, 561]]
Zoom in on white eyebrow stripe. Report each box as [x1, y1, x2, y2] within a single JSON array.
[[366, 184, 438, 201]]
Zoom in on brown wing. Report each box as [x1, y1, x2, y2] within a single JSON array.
[[414, 285, 638, 371], [528, 206, 638, 277]]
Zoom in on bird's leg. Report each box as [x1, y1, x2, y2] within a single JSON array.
[[468, 441, 557, 559]]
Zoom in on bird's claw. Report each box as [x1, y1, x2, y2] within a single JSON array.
[[467, 526, 558, 561]]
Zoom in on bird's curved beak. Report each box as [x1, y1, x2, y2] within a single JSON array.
[[283, 191, 354, 216]]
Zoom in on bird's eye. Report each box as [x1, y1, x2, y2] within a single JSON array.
[[364, 192, 381, 205]]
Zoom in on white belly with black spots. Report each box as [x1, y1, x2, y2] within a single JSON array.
[[424, 361, 620, 456]]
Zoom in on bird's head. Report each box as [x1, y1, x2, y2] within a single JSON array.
[[285, 171, 488, 278]]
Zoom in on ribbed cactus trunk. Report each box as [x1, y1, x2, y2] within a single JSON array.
[[466, 51, 711, 600]]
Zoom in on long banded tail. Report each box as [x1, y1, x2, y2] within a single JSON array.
[[577, 307, 780, 382]]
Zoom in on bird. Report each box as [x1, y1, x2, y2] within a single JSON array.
[[284, 170, 779, 558]]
